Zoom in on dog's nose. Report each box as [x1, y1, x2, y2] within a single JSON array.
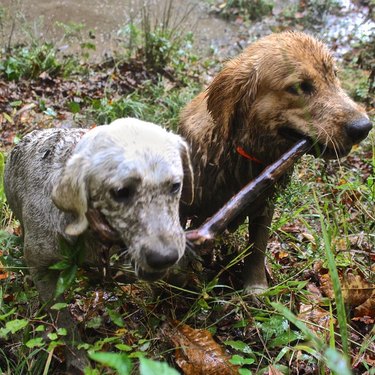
[[146, 250, 179, 270], [345, 118, 372, 144]]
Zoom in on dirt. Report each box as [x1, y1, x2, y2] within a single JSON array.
[[1, 0, 242, 59]]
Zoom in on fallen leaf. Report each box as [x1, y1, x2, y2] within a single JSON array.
[[276, 250, 289, 260], [298, 303, 335, 340], [268, 364, 284, 375], [0, 270, 9, 280], [318, 272, 334, 299], [301, 232, 316, 246], [317, 269, 375, 319], [306, 283, 324, 304], [164, 320, 238, 375], [341, 273, 374, 308], [0, 258, 9, 280]]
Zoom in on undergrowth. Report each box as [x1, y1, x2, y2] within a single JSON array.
[[0, 2, 374, 374]]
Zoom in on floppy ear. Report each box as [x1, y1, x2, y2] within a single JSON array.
[[179, 140, 194, 205], [206, 55, 259, 139], [52, 154, 89, 236]]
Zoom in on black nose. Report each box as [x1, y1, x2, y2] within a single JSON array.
[[146, 250, 179, 270], [345, 118, 372, 144]]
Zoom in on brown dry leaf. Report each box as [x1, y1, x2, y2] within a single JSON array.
[[317, 270, 375, 320], [301, 232, 316, 246], [276, 250, 289, 260], [298, 303, 335, 339], [341, 272, 374, 308], [318, 272, 334, 299], [280, 224, 301, 233], [164, 320, 238, 375], [0, 268, 9, 280], [353, 296, 375, 322], [0, 255, 9, 280], [268, 365, 285, 375], [306, 283, 324, 304], [120, 284, 147, 299]]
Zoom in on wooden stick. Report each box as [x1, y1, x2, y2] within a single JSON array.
[[186, 139, 312, 245]]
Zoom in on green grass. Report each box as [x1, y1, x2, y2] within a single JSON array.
[[88, 79, 200, 131], [0, 6, 374, 373]]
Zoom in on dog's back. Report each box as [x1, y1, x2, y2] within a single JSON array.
[[5, 128, 87, 234]]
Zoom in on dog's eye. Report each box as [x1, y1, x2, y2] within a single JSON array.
[[286, 81, 314, 96], [300, 81, 314, 95], [170, 182, 181, 195], [110, 186, 135, 202]]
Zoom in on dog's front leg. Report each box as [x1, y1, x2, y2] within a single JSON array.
[[25, 238, 89, 372], [243, 205, 274, 294]]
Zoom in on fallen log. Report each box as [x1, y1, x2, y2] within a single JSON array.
[[185, 138, 312, 245]]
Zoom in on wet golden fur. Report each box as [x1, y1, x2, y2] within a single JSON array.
[[179, 31, 371, 293]]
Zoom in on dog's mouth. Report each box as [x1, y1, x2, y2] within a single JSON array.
[[86, 208, 123, 245], [278, 126, 350, 158], [136, 265, 167, 282], [279, 127, 308, 143]]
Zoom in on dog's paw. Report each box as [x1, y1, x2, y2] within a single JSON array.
[[66, 347, 90, 374], [242, 282, 269, 306], [243, 282, 268, 296]]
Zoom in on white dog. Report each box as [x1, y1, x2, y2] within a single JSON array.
[[4, 117, 193, 370]]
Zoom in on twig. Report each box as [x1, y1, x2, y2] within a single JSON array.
[[186, 138, 312, 245]]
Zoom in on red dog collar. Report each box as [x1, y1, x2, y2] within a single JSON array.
[[236, 146, 263, 164]]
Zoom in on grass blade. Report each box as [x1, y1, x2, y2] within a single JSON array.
[[315, 193, 349, 357]]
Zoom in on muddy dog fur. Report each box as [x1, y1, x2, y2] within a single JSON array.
[[179, 31, 372, 293], [4, 118, 194, 370]]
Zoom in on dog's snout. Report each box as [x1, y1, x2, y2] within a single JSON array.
[[145, 250, 179, 270], [345, 118, 373, 144]]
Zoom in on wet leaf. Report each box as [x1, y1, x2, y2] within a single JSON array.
[[6, 318, 28, 333], [68, 101, 81, 113], [353, 297, 375, 322], [224, 340, 252, 354], [89, 351, 132, 374], [54, 264, 78, 298], [268, 365, 285, 375], [26, 337, 44, 348], [50, 302, 68, 310], [341, 272, 374, 308], [139, 357, 180, 375], [298, 303, 334, 340], [229, 354, 254, 365], [164, 320, 238, 375]]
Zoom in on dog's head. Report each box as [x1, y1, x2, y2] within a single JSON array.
[[206, 31, 372, 161], [52, 118, 194, 281]]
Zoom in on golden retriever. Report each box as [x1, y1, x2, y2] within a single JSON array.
[[179, 31, 372, 293]]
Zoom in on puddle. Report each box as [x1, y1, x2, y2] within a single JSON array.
[[320, 0, 374, 56], [240, 0, 374, 58], [1, 0, 241, 60], [1, 0, 373, 60]]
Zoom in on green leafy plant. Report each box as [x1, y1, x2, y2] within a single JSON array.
[[88, 351, 179, 375], [272, 303, 352, 375], [49, 237, 85, 298], [88, 79, 200, 131], [117, 0, 198, 80], [0, 42, 78, 80]]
